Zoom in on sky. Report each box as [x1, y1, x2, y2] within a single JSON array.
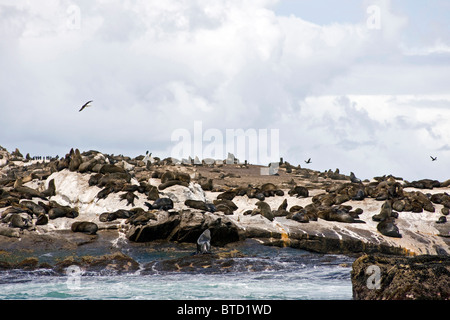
[[0, 0, 449, 181]]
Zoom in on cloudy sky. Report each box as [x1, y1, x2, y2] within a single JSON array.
[[1, 0, 449, 181]]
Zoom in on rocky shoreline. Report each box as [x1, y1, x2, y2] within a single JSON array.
[[1, 146, 449, 299]]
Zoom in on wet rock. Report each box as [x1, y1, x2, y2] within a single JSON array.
[[53, 252, 140, 274], [142, 251, 247, 274], [352, 254, 450, 300]]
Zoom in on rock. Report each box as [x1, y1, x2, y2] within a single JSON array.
[[53, 252, 140, 274], [0, 226, 20, 238], [351, 254, 450, 300], [142, 252, 247, 274], [126, 211, 181, 242]]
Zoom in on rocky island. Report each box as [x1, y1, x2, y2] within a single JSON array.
[[1, 146, 449, 299]]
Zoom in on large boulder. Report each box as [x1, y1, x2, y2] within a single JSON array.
[[126, 211, 181, 242], [351, 254, 450, 300]]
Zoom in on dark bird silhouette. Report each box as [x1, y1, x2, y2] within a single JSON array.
[[430, 156, 437, 161], [79, 100, 93, 112], [304, 158, 311, 164]]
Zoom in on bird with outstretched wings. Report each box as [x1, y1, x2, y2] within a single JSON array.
[[430, 156, 437, 161], [305, 158, 311, 164], [79, 100, 93, 112]]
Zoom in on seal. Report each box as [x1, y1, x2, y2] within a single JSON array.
[[253, 201, 274, 221], [184, 200, 210, 211], [151, 197, 174, 211], [288, 185, 309, 198], [372, 200, 392, 222], [71, 221, 98, 235], [292, 210, 309, 223], [120, 191, 138, 206], [350, 172, 362, 184], [377, 217, 401, 238], [196, 229, 211, 254]]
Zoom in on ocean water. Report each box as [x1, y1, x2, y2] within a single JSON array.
[[0, 241, 354, 300]]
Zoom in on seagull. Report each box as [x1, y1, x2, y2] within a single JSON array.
[[430, 156, 437, 161], [304, 158, 311, 164], [79, 100, 93, 112]]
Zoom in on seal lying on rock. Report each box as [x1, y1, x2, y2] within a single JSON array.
[[71, 221, 98, 235], [147, 197, 174, 211], [377, 217, 402, 238], [196, 229, 211, 254]]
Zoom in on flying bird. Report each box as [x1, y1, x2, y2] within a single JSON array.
[[430, 156, 437, 161], [79, 100, 93, 112], [304, 158, 311, 164]]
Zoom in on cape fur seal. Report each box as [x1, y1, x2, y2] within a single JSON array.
[[71, 221, 98, 235]]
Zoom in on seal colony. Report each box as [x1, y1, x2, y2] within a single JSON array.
[[0, 146, 449, 264]]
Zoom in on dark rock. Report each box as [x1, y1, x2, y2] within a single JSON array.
[[126, 212, 181, 242], [351, 254, 450, 300]]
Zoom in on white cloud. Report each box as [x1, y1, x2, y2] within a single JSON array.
[[0, 0, 449, 181]]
